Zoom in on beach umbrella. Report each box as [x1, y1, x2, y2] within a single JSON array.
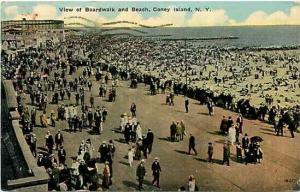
[[251, 136, 263, 142]]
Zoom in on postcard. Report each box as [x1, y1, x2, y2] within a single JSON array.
[[1, 1, 300, 191]]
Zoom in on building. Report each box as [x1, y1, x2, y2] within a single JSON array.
[[1, 19, 64, 31], [1, 19, 65, 52]]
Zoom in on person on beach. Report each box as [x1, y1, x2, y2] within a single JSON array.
[[136, 160, 146, 190], [207, 142, 213, 163], [188, 134, 197, 155], [151, 157, 162, 188], [185, 97, 189, 113], [223, 141, 230, 166]]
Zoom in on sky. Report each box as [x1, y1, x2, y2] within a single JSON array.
[[1, 1, 300, 27]]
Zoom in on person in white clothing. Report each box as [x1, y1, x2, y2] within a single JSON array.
[[228, 125, 236, 145], [71, 158, 80, 176], [188, 175, 196, 191], [100, 121, 103, 133], [85, 139, 94, 158], [136, 122, 143, 140], [120, 113, 128, 132], [65, 106, 69, 120], [128, 147, 134, 167], [69, 105, 75, 118], [72, 105, 78, 117]]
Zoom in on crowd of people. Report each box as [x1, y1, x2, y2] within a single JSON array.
[[1, 32, 299, 191], [169, 120, 186, 142], [2, 38, 121, 190], [92, 36, 299, 130]]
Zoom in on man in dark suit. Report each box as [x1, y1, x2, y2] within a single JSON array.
[[37, 153, 46, 167], [242, 133, 250, 149], [124, 122, 132, 143], [276, 118, 284, 136], [185, 97, 189, 113], [220, 116, 228, 135], [147, 128, 154, 154], [188, 134, 197, 155], [142, 135, 148, 159], [288, 121, 296, 138], [136, 160, 146, 190], [29, 133, 37, 157], [55, 130, 64, 150], [207, 142, 213, 163], [45, 131, 54, 154], [152, 157, 162, 188], [170, 121, 177, 142], [94, 109, 102, 134], [227, 116, 234, 132], [98, 141, 108, 162], [223, 141, 230, 166], [58, 146, 66, 165], [87, 110, 93, 128]]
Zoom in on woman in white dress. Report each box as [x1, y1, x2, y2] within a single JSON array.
[[120, 113, 128, 132], [136, 122, 143, 140], [65, 105, 69, 120], [228, 125, 236, 145], [188, 175, 196, 191], [72, 105, 78, 117], [128, 147, 134, 167], [69, 105, 74, 119], [120, 114, 125, 132]]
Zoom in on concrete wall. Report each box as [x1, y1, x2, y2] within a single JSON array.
[[1, 80, 49, 190]]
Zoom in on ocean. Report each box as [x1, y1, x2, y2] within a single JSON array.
[[100, 26, 300, 48]]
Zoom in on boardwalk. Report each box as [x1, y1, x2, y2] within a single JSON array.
[[24, 66, 300, 191]]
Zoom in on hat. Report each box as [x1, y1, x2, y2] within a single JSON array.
[[148, 128, 152, 131], [79, 159, 85, 164], [141, 159, 145, 163], [154, 157, 159, 160]]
